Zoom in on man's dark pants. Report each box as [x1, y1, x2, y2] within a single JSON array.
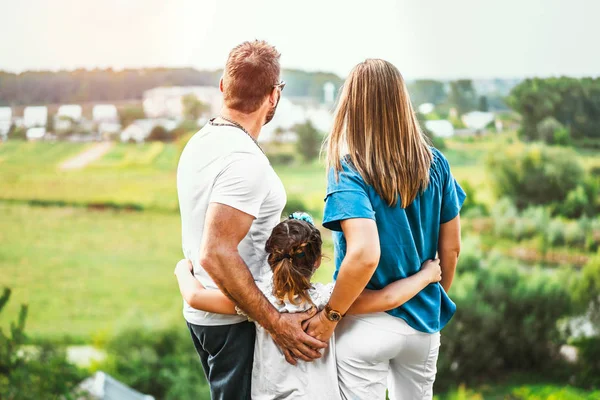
[[187, 320, 256, 400]]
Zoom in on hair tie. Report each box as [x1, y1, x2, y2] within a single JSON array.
[[289, 212, 315, 226]]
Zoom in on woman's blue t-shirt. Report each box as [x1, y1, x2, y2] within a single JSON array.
[[322, 148, 466, 333]]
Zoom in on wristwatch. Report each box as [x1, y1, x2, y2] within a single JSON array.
[[324, 304, 344, 322]]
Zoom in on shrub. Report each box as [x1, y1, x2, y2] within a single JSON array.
[[0, 288, 87, 399], [459, 181, 487, 216], [486, 144, 585, 211], [537, 116, 566, 145], [572, 336, 600, 389], [97, 325, 210, 400], [282, 196, 309, 218], [267, 152, 296, 166], [545, 219, 566, 247], [437, 261, 574, 389]]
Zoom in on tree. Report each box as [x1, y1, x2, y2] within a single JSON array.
[[486, 144, 585, 211], [448, 80, 478, 116], [119, 105, 145, 128], [0, 288, 86, 399], [478, 95, 489, 112], [7, 124, 26, 141], [407, 80, 447, 106], [508, 77, 600, 143], [182, 94, 210, 121], [147, 125, 169, 142], [537, 116, 570, 145], [295, 120, 322, 162]]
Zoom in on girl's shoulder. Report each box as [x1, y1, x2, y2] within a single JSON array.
[[307, 282, 335, 310]]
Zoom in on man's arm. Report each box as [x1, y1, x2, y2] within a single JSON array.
[[200, 203, 326, 363], [304, 218, 380, 341], [438, 215, 461, 292]]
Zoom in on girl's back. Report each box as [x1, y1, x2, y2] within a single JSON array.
[[251, 279, 341, 400]]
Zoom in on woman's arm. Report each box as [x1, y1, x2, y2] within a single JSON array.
[[304, 218, 380, 341], [174, 259, 237, 315], [347, 259, 441, 315], [438, 215, 461, 292]]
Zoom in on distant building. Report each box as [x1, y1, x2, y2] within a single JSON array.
[[98, 122, 122, 139], [143, 86, 222, 119], [418, 103, 435, 115], [425, 120, 455, 138], [259, 97, 333, 143], [120, 119, 177, 143], [323, 82, 335, 104], [0, 107, 12, 137], [93, 104, 119, 123], [26, 127, 46, 140], [55, 104, 83, 132], [79, 371, 154, 400], [23, 106, 48, 128], [462, 111, 495, 132]]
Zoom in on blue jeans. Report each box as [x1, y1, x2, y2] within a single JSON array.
[[187, 321, 255, 400]]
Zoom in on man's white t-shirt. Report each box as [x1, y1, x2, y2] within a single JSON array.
[[177, 122, 286, 326]]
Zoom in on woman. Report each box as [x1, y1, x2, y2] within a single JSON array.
[[304, 59, 465, 399]]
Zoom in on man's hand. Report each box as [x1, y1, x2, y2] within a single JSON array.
[[302, 309, 338, 343], [174, 259, 193, 276], [268, 308, 328, 365]]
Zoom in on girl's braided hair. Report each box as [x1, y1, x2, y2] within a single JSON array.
[[265, 214, 322, 305]]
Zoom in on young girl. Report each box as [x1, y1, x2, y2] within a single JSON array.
[[174, 212, 441, 399]]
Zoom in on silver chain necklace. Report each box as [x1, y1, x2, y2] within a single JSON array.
[[210, 116, 265, 155]]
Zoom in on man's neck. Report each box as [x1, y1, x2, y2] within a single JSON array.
[[218, 107, 264, 141]]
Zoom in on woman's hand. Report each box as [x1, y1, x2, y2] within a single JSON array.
[[421, 258, 442, 284], [174, 259, 193, 276], [302, 309, 338, 343]]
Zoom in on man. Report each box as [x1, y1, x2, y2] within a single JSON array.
[[177, 40, 326, 399]]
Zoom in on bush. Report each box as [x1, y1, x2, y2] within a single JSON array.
[[486, 144, 585, 211], [572, 336, 600, 389], [97, 325, 210, 400], [294, 121, 323, 162], [147, 125, 170, 142], [437, 261, 574, 389], [0, 288, 87, 399], [537, 116, 569, 145], [282, 196, 309, 218], [267, 152, 296, 166]]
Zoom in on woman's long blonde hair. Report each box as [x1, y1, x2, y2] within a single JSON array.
[[326, 59, 432, 207]]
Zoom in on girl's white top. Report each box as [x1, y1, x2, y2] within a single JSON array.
[[250, 277, 341, 400]]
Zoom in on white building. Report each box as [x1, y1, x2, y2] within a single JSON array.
[[418, 103, 435, 115], [425, 120, 455, 138], [323, 82, 336, 104], [120, 119, 177, 143], [259, 97, 334, 143], [143, 86, 222, 119], [0, 107, 12, 137], [55, 104, 83, 131], [462, 111, 495, 132], [93, 104, 119, 123], [23, 106, 48, 128], [26, 127, 46, 140]]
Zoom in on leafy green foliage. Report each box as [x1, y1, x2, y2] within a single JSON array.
[[486, 144, 586, 211], [437, 255, 574, 389], [572, 336, 600, 389], [97, 326, 210, 400], [182, 94, 209, 121], [0, 288, 87, 399], [508, 77, 600, 142], [294, 120, 322, 162], [448, 80, 478, 115]]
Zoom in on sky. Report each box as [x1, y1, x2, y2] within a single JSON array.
[[1, 0, 599, 79]]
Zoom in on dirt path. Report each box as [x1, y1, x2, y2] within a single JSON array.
[[59, 142, 114, 170]]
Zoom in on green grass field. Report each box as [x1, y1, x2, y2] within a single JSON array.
[[2, 136, 600, 398]]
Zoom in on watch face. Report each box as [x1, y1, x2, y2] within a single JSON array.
[[329, 311, 342, 322]]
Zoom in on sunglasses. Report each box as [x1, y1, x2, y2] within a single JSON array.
[[273, 80, 286, 91]]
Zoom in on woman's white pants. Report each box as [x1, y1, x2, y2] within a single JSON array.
[[335, 312, 441, 400]]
